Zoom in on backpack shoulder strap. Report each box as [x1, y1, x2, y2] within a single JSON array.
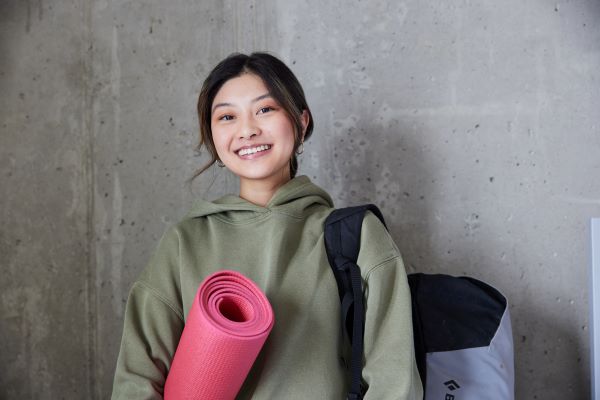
[[324, 204, 386, 305], [324, 204, 386, 400]]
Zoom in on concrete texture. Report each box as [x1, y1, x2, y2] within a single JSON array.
[[1, 0, 599, 399]]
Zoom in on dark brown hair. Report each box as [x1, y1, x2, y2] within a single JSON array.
[[191, 52, 314, 181]]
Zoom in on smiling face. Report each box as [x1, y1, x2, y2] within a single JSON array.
[[211, 73, 308, 198]]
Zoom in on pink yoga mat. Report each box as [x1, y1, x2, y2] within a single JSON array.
[[164, 270, 274, 400]]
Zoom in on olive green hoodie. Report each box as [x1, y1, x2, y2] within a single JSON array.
[[111, 176, 422, 399]]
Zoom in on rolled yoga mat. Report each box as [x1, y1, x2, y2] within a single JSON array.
[[164, 270, 275, 400]]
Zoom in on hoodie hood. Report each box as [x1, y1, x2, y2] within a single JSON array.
[[185, 176, 334, 222]]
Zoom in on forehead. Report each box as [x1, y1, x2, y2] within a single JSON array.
[[213, 73, 269, 104]]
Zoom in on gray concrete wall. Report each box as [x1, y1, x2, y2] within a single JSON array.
[[1, 0, 598, 399]]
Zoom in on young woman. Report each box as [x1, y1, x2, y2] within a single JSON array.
[[112, 52, 423, 399]]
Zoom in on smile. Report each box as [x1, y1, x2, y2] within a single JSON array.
[[237, 145, 271, 156]]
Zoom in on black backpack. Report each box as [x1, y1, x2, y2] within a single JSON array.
[[324, 205, 515, 400]]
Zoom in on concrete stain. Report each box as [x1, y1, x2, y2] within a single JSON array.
[[2, 286, 52, 397], [110, 25, 121, 148], [25, 0, 31, 33], [464, 213, 481, 236]]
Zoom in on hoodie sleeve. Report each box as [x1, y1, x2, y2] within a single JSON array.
[[357, 213, 423, 400], [111, 227, 185, 400]]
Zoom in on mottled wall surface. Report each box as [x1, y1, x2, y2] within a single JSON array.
[[1, 0, 599, 399], [1, 1, 95, 398]]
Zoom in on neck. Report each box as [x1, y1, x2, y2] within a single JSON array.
[[239, 174, 292, 207]]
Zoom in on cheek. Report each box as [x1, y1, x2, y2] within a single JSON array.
[[274, 119, 297, 147], [211, 133, 229, 158], [211, 126, 226, 146]]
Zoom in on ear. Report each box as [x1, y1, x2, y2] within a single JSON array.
[[300, 109, 310, 140]]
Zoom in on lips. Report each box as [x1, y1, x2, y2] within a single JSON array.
[[236, 144, 272, 156]]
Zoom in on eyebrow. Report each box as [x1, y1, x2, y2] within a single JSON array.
[[212, 93, 272, 113]]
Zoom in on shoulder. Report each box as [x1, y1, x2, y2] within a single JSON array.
[[160, 213, 214, 248], [134, 218, 201, 294], [144, 216, 204, 255], [357, 210, 402, 272]]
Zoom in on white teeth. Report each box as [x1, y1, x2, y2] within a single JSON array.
[[239, 145, 271, 156]]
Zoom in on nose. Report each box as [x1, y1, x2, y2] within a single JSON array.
[[240, 126, 260, 139], [240, 117, 261, 139]]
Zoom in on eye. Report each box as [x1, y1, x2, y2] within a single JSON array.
[[257, 106, 274, 114], [218, 114, 234, 121]]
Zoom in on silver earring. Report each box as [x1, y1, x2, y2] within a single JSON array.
[[296, 142, 304, 155], [216, 159, 225, 168]]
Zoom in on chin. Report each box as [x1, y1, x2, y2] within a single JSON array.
[[237, 168, 291, 183]]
